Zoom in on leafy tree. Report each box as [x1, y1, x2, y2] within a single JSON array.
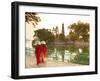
[[59, 33, 65, 41], [68, 31, 78, 42], [25, 12, 41, 26], [68, 21, 89, 42], [34, 29, 55, 43]]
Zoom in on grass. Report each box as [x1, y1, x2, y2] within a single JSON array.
[[71, 53, 89, 65]]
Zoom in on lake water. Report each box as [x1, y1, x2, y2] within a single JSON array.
[[26, 45, 89, 65]]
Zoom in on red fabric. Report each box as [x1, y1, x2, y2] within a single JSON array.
[[41, 44, 47, 57], [35, 45, 42, 64]]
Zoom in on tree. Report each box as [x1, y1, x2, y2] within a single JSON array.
[[68, 31, 78, 42], [34, 29, 55, 43], [59, 33, 65, 41], [68, 21, 89, 42], [25, 12, 41, 27]]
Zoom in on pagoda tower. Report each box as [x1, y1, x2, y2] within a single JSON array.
[[62, 23, 65, 35]]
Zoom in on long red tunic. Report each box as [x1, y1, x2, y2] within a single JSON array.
[[41, 44, 47, 58], [35, 45, 42, 64]]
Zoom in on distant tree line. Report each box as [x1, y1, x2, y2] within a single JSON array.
[[33, 21, 89, 44]]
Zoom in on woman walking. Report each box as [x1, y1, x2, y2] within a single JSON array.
[[41, 41, 47, 63], [35, 41, 43, 66]]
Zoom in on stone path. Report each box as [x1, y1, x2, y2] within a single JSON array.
[[25, 54, 83, 68]]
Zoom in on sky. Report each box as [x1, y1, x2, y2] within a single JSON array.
[[26, 12, 90, 41], [36, 13, 90, 36]]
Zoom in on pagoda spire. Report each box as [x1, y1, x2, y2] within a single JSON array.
[[62, 23, 64, 35]]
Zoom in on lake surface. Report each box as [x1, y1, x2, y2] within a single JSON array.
[[26, 45, 89, 65]]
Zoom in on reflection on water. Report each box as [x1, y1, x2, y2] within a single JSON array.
[[48, 46, 79, 62], [26, 45, 89, 65]]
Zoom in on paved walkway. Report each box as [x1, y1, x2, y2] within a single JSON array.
[[25, 54, 83, 68]]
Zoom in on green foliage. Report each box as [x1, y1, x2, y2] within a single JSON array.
[[68, 21, 89, 42], [71, 54, 89, 65], [68, 31, 78, 42], [59, 33, 65, 41], [34, 29, 55, 43], [25, 12, 41, 26]]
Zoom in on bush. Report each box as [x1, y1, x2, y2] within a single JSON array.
[[71, 53, 89, 65]]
